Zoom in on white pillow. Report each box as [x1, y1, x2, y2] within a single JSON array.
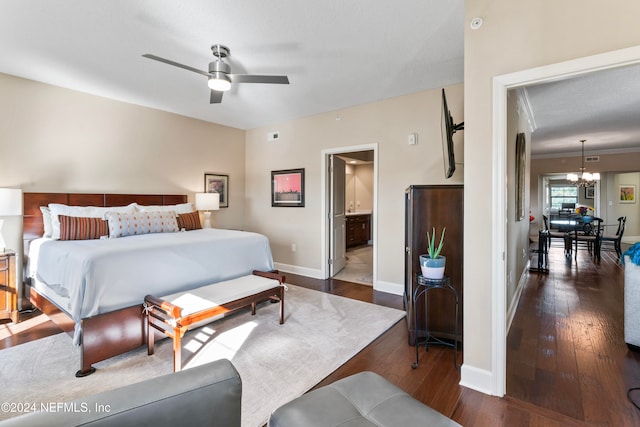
[[40, 206, 53, 238], [105, 210, 179, 238], [137, 203, 194, 214], [48, 203, 137, 240]]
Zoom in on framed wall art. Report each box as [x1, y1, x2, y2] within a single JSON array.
[[585, 186, 595, 199], [515, 132, 526, 221], [619, 184, 636, 204], [271, 168, 305, 207], [204, 173, 229, 208]]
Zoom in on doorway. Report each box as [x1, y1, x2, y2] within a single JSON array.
[[491, 46, 640, 396], [321, 144, 378, 287]]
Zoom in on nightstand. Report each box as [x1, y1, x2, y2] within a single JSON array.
[[0, 251, 17, 323]]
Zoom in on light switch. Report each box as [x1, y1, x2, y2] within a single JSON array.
[[408, 133, 418, 145]]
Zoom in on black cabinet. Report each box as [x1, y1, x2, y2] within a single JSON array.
[[346, 214, 370, 248], [404, 185, 463, 345]]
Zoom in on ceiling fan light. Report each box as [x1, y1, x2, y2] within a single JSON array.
[[208, 74, 231, 92]]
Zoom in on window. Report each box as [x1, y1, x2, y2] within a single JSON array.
[[550, 185, 578, 210]]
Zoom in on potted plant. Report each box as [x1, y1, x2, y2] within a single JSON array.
[[420, 227, 446, 280]]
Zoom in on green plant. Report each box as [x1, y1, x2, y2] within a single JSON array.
[[426, 227, 446, 259]]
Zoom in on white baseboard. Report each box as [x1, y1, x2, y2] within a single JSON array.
[[274, 263, 403, 297], [274, 263, 323, 279], [459, 364, 498, 396], [506, 263, 529, 332], [374, 280, 403, 296]]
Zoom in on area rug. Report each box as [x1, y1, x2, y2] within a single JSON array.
[[0, 285, 404, 427]]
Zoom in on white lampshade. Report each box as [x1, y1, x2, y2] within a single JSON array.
[[195, 192, 220, 212], [0, 188, 23, 216], [0, 188, 22, 252]]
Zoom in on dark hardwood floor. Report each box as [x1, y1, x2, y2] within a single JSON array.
[[507, 243, 640, 426], [2, 246, 639, 426]]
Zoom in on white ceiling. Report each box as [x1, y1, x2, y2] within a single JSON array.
[[3, 2, 638, 155], [525, 63, 640, 157], [0, 0, 464, 130]]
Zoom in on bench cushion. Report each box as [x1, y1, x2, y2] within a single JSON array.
[[161, 275, 282, 317]]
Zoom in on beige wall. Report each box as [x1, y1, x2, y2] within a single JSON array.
[[0, 73, 246, 228], [530, 152, 640, 230], [245, 84, 464, 289], [505, 91, 532, 316], [606, 172, 640, 237], [349, 163, 374, 212], [464, 0, 640, 393], [0, 73, 247, 300]]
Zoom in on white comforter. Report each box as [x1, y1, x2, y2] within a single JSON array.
[[29, 228, 274, 343]]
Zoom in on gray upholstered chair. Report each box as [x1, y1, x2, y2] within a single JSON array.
[[0, 359, 242, 427], [268, 371, 461, 427]]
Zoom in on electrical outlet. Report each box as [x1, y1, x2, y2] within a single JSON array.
[[291, 243, 297, 252]]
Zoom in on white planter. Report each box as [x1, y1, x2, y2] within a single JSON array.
[[419, 255, 446, 280]]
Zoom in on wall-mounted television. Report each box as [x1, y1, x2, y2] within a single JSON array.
[[441, 88, 464, 179]]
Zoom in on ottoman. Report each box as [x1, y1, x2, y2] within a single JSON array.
[[268, 371, 461, 427]]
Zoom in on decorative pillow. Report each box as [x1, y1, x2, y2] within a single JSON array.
[[137, 203, 194, 214], [176, 211, 202, 231], [105, 210, 179, 238], [48, 203, 137, 240], [58, 215, 109, 241], [40, 206, 53, 238]]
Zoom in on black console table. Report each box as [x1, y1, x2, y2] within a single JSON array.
[[411, 274, 460, 369]]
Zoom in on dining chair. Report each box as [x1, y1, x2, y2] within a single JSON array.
[[569, 217, 603, 261], [600, 216, 626, 259], [542, 215, 570, 251]]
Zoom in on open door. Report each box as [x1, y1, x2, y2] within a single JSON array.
[[329, 155, 346, 276]]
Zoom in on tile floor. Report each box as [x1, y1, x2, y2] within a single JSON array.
[[333, 244, 373, 285]]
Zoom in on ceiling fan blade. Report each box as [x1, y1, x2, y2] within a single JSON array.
[[230, 74, 289, 84], [210, 89, 223, 104], [142, 54, 212, 78]]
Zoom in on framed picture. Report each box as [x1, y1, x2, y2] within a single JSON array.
[[204, 173, 229, 208], [585, 186, 595, 199], [619, 184, 636, 204], [271, 168, 305, 207], [515, 133, 526, 221]]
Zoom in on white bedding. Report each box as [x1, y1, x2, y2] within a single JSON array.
[[28, 228, 274, 344]]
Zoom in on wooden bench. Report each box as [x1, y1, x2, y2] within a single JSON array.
[[144, 270, 286, 371]]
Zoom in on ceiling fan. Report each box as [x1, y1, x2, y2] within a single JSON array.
[[142, 44, 289, 104]]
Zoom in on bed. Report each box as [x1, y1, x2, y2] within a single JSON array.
[[23, 192, 274, 376]]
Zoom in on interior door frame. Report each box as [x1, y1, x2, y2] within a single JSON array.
[[329, 154, 347, 276], [490, 45, 640, 396], [320, 143, 378, 284]]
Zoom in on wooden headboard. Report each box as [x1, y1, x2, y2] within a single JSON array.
[[23, 192, 188, 238]]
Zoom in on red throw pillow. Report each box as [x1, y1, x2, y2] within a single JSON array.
[[177, 212, 202, 231], [58, 215, 109, 240]]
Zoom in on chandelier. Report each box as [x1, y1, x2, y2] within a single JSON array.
[[567, 139, 600, 187]]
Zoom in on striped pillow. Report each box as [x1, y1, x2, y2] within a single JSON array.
[[59, 215, 109, 240], [176, 212, 202, 231]]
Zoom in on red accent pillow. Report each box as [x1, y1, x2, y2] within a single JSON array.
[[177, 212, 202, 231], [58, 215, 109, 240]]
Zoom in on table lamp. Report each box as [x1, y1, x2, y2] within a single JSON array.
[[195, 192, 220, 228], [0, 188, 23, 252]]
